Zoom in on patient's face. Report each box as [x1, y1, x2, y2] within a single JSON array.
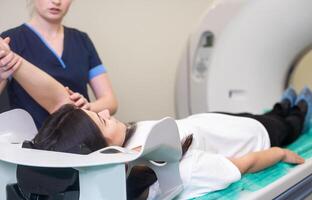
[[83, 109, 127, 146]]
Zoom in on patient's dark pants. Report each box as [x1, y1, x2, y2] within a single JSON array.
[[220, 102, 306, 147]]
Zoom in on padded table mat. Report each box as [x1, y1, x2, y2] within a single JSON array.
[[193, 127, 312, 200]]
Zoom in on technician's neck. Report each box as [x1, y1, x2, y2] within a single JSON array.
[[28, 16, 63, 37]]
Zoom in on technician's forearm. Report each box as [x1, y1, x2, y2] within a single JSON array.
[[89, 96, 118, 114]]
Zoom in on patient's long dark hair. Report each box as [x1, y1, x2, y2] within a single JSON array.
[[32, 104, 107, 153], [32, 104, 193, 199]]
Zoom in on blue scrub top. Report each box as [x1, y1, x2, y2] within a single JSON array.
[[1, 24, 107, 128]]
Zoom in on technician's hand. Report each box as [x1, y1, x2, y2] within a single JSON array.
[[0, 37, 21, 81], [66, 87, 91, 110]]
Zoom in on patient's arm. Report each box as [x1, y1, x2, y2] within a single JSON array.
[[230, 147, 305, 174], [14, 58, 72, 113], [0, 38, 19, 94], [0, 37, 72, 113]]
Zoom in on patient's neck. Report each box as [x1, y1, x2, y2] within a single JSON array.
[[122, 122, 137, 147]]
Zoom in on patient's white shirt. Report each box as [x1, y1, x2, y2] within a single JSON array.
[[125, 113, 271, 199]]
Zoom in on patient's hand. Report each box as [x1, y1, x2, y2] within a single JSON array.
[[0, 37, 22, 81], [66, 87, 91, 110], [282, 149, 305, 164], [230, 147, 305, 174]]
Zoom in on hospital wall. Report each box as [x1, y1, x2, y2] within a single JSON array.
[[0, 0, 213, 122], [1, 0, 312, 122]]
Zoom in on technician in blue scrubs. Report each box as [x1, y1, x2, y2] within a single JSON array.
[[0, 0, 118, 128]]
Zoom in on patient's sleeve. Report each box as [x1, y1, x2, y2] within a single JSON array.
[[148, 149, 242, 200]]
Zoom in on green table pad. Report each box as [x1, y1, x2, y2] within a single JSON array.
[[192, 127, 312, 200]]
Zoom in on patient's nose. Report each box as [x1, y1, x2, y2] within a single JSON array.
[[98, 109, 110, 119]]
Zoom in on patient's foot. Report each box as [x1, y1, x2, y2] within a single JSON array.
[[295, 87, 312, 131], [281, 87, 297, 107]]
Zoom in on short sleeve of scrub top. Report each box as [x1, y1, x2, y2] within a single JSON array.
[[148, 149, 241, 200], [1, 24, 107, 128], [80, 32, 107, 80]]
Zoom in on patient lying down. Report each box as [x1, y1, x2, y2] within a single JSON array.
[[33, 86, 310, 199], [0, 37, 309, 199]]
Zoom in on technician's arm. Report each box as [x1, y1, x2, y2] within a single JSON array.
[[0, 37, 72, 113], [89, 73, 118, 114], [230, 147, 305, 174]]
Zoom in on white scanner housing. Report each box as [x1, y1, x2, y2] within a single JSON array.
[[176, 0, 312, 118]]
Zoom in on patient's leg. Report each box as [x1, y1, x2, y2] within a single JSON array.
[[218, 101, 295, 147], [281, 101, 306, 145], [250, 101, 306, 147], [215, 100, 304, 147], [264, 100, 291, 117]]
